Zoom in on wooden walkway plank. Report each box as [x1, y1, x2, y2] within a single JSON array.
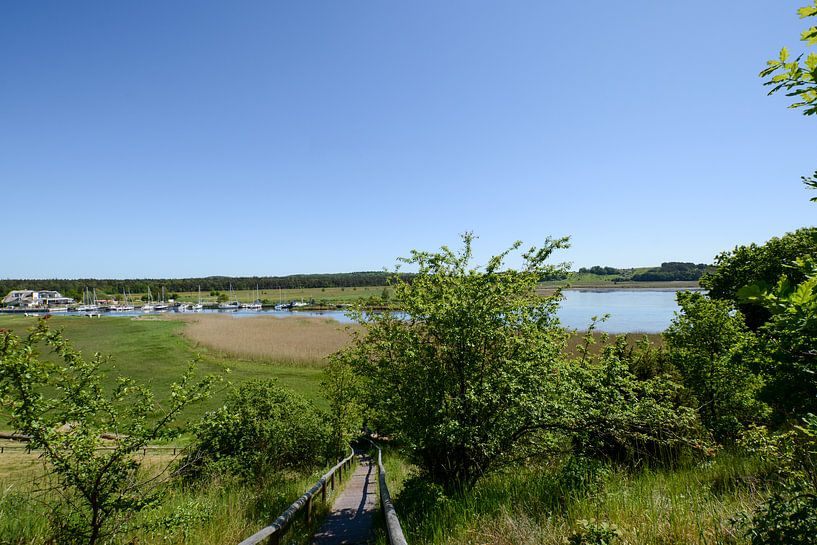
[[311, 455, 378, 545]]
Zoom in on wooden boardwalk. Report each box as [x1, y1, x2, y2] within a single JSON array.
[[312, 455, 378, 545]]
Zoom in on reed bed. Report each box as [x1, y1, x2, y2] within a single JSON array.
[[564, 332, 663, 357], [171, 314, 660, 368], [170, 314, 360, 366]]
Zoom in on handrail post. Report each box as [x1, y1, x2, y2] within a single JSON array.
[[234, 444, 354, 545], [368, 439, 409, 545]]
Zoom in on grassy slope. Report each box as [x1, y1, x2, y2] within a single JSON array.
[[0, 315, 326, 420], [379, 451, 768, 545]]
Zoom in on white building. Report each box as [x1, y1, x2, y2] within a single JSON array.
[[2, 290, 75, 308]]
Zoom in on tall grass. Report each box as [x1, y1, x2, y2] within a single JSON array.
[[381, 451, 771, 545], [0, 447, 353, 545]]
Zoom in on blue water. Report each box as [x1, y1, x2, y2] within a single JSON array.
[[15, 289, 699, 333], [556, 289, 696, 332], [280, 289, 693, 332]]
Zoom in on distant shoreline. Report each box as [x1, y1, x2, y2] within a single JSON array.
[[536, 280, 701, 295]]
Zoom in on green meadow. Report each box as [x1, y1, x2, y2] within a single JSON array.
[[0, 315, 327, 422]]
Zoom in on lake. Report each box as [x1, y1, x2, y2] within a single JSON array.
[[283, 288, 696, 333], [12, 289, 698, 333]]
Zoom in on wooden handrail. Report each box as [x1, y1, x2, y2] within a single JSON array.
[[368, 439, 408, 545], [237, 445, 356, 545]]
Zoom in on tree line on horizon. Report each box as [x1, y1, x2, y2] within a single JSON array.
[[0, 261, 715, 300], [577, 261, 714, 282], [0, 271, 413, 299]]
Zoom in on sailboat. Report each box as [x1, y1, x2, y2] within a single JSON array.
[[192, 285, 204, 311], [142, 286, 155, 312], [241, 284, 262, 310], [218, 284, 240, 310], [154, 286, 169, 311], [110, 288, 134, 311], [76, 287, 100, 312]]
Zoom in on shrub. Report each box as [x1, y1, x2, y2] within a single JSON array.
[[665, 292, 769, 442], [700, 227, 817, 329], [187, 380, 329, 478], [567, 519, 622, 545]]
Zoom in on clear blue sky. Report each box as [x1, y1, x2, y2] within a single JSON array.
[[1, 1, 814, 278]]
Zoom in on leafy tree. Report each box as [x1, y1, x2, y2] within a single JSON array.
[[335, 233, 571, 490], [334, 235, 707, 489], [741, 257, 817, 420], [0, 318, 214, 545], [186, 379, 329, 478], [700, 228, 817, 329], [760, 1, 817, 116], [664, 292, 768, 441], [323, 352, 364, 457]]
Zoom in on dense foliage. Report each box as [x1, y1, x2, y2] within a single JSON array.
[[186, 380, 330, 478], [741, 257, 817, 421], [664, 292, 769, 441], [0, 318, 214, 545], [331, 235, 709, 491], [630, 262, 711, 282], [333, 234, 572, 489], [700, 227, 817, 328], [564, 333, 707, 463], [577, 266, 622, 276]]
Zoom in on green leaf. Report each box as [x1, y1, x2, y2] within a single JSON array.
[[780, 46, 790, 63]]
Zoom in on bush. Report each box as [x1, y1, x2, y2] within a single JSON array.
[[567, 519, 622, 545], [737, 415, 817, 545], [700, 227, 817, 329], [742, 491, 817, 545], [665, 292, 769, 442], [187, 380, 330, 478]]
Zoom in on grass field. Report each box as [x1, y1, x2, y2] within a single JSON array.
[[0, 314, 663, 418], [0, 315, 328, 419]]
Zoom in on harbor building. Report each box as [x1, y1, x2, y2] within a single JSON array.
[[2, 290, 75, 308]]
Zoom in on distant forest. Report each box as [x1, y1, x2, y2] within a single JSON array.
[[0, 272, 410, 298], [1, 263, 713, 299], [578, 262, 713, 282]]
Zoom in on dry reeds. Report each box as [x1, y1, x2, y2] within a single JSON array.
[[169, 314, 358, 367]]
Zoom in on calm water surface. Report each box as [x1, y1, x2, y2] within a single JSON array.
[[275, 289, 695, 332], [21, 289, 700, 333]]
